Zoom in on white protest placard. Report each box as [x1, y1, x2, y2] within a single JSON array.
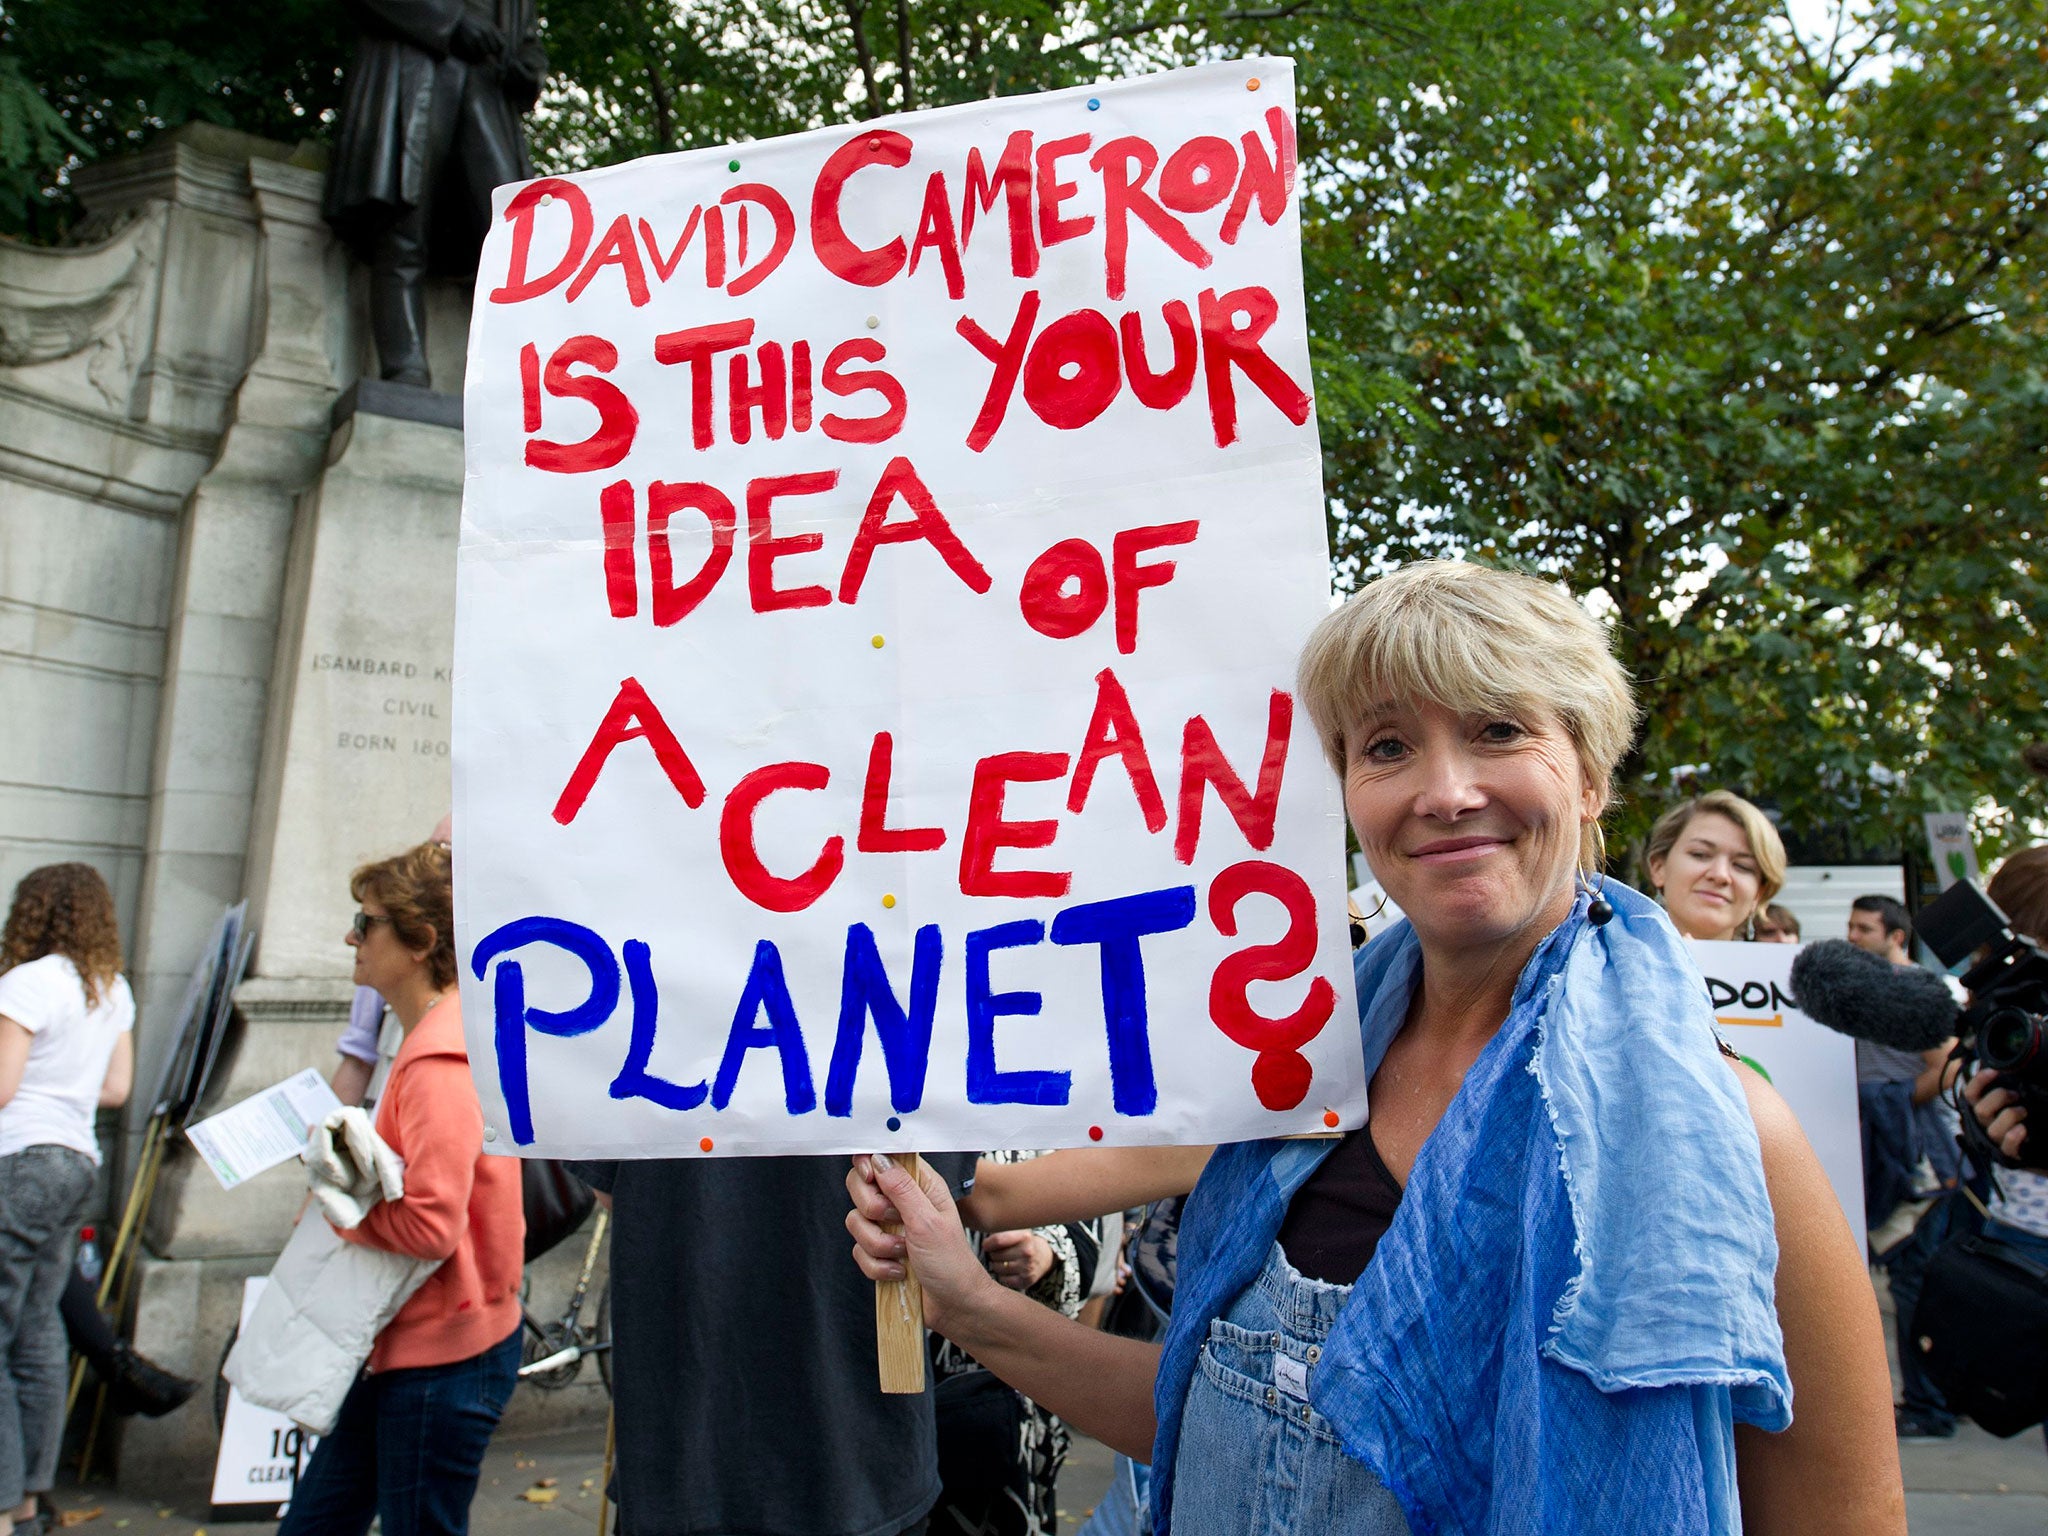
[[185, 1068, 342, 1190], [455, 59, 1363, 1158], [1923, 812, 1980, 892], [211, 1279, 319, 1512], [1687, 940, 1866, 1249]]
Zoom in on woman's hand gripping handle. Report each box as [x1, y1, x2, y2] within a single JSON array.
[[848, 1153, 1003, 1340]]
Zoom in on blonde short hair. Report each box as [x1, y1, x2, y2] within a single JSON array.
[[1297, 561, 1639, 862], [1643, 791, 1787, 907]]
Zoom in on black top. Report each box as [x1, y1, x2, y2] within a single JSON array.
[[569, 1154, 976, 1536], [1275, 1129, 1406, 1286]]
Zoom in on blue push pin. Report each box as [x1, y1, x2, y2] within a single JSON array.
[[886, 1116, 902, 1133], [1087, 98, 1100, 111]]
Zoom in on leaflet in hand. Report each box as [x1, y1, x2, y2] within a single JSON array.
[[185, 1068, 344, 1190]]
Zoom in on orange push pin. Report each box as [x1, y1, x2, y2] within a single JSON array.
[[699, 1136, 714, 1153], [1323, 1110, 1340, 1129]]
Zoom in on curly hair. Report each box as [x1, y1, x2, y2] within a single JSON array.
[[1, 863, 124, 1009], [351, 842, 456, 990]]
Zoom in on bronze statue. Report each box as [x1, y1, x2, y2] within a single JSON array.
[[325, 1, 547, 389]]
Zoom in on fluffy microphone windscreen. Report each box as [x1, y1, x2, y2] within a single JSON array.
[[1789, 939, 1959, 1052]]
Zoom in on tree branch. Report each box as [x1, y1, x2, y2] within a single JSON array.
[[842, 0, 880, 117], [1036, 0, 1356, 62], [1777, 1, 1831, 103], [894, 0, 913, 109]]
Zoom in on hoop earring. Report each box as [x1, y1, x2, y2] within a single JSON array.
[[1578, 868, 1613, 927]]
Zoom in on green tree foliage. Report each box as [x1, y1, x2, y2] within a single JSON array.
[[0, 0, 346, 239], [531, 0, 1220, 166], [1303, 0, 2048, 859], [6, 0, 2041, 858]]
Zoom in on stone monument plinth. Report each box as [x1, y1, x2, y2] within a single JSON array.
[[242, 383, 464, 977], [0, 130, 619, 1494], [138, 383, 464, 1271]]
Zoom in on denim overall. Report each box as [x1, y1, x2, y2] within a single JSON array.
[[1172, 1241, 1410, 1536], [1154, 888, 1787, 1536]]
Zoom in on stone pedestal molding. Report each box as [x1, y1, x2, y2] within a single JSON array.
[[0, 125, 601, 1492]]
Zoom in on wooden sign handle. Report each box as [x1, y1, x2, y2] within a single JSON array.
[[875, 1151, 927, 1394]]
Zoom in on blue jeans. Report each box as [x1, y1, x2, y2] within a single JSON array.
[[1075, 1453, 1149, 1536], [277, 1328, 521, 1536], [1172, 1243, 1410, 1536], [1883, 1194, 1957, 1427], [0, 1146, 94, 1509], [1983, 1216, 2048, 1262]]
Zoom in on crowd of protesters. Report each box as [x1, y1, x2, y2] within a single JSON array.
[[16, 558, 2048, 1536]]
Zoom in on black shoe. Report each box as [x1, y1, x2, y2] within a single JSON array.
[[105, 1340, 199, 1418], [1894, 1405, 1958, 1442]]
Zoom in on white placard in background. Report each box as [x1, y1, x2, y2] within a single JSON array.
[[211, 1279, 320, 1509], [455, 59, 1363, 1158], [1923, 812, 1980, 892], [1688, 940, 1866, 1250]]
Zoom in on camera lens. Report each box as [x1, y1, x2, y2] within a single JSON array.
[[1980, 1007, 2046, 1073]]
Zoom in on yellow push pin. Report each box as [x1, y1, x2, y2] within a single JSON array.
[[881, 894, 898, 909], [871, 634, 886, 649]]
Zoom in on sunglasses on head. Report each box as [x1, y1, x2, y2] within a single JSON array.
[[351, 912, 394, 941]]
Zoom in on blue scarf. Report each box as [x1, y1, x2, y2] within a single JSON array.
[[1151, 883, 1790, 1535]]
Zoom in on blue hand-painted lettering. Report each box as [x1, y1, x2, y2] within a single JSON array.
[[826, 922, 942, 1116], [471, 916, 622, 1145]]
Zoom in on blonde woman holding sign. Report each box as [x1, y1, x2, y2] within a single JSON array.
[[850, 561, 1901, 1536]]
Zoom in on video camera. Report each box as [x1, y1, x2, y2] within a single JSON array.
[[1919, 878, 2048, 1171]]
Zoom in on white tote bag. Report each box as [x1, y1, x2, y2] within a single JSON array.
[[222, 1211, 441, 1433]]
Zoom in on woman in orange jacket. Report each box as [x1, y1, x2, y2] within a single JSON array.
[[279, 842, 525, 1536]]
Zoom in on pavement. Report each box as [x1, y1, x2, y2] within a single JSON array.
[[37, 1272, 2046, 1536], [1888, 1260, 2048, 1536], [41, 1421, 1121, 1536], [44, 1412, 2048, 1536]]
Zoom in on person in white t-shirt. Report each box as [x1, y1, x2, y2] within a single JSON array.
[[0, 864, 134, 1536]]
